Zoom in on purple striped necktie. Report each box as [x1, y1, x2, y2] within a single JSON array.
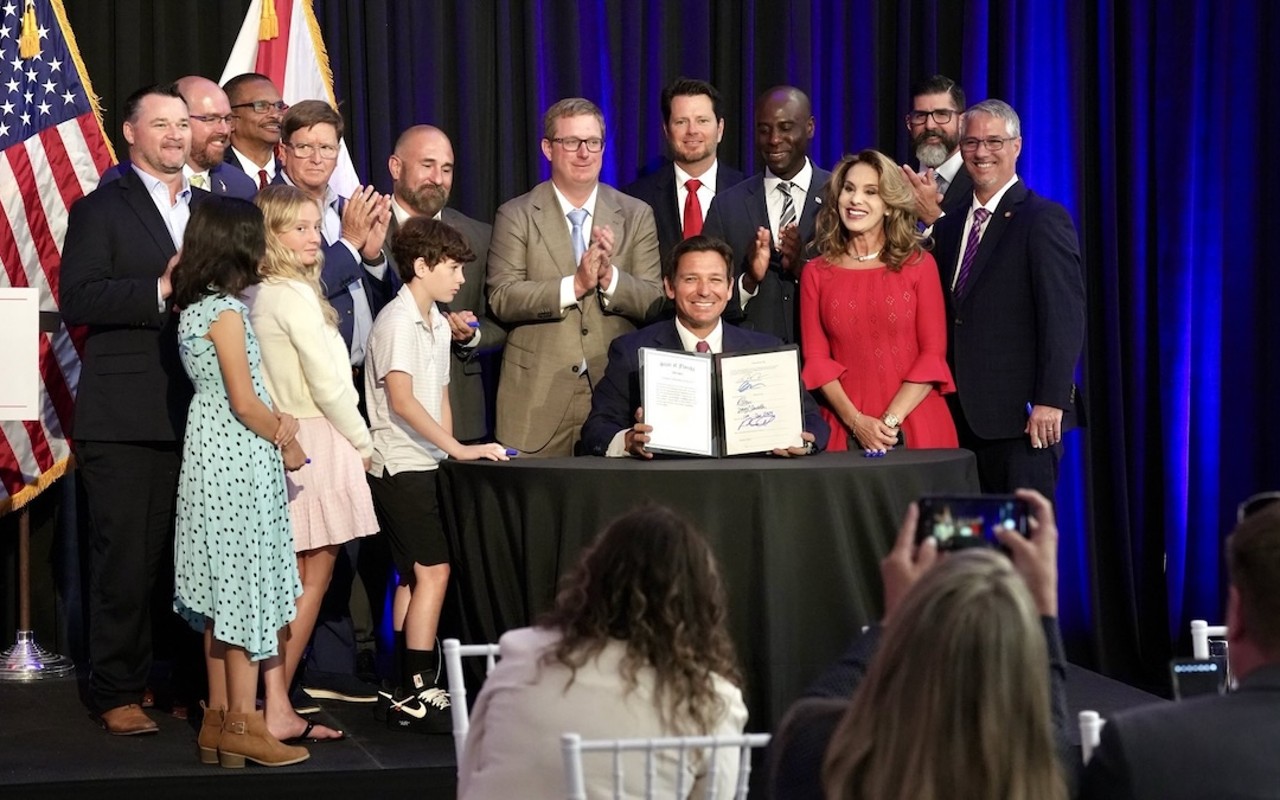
[[953, 207, 991, 298]]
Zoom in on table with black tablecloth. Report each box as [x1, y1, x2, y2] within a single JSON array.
[[437, 448, 978, 727]]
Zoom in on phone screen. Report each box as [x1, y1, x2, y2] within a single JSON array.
[[1169, 658, 1226, 699], [915, 494, 1029, 551]]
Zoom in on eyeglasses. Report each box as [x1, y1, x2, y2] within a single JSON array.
[[906, 109, 956, 125], [961, 136, 1018, 152], [1237, 491, 1280, 523], [189, 113, 234, 126], [550, 136, 604, 153], [284, 142, 340, 160], [230, 100, 289, 114]]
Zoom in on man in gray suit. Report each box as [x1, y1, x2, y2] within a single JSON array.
[[1081, 498, 1280, 798], [487, 97, 663, 457], [388, 125, 504, 442]]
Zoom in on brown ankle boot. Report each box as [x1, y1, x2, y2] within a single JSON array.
[[218, 710, 309, 768], [198, 702, 224, 765]]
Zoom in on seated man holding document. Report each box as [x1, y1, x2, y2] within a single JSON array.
[[582, 236, 829, 458]]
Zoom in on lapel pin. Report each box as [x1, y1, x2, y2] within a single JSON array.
[[1004, 211, 1012, 218]]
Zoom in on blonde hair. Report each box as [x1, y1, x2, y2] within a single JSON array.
[[823, 550, 1066, 800], [813, 150, 927, 271], [254, 184, 338, 327]]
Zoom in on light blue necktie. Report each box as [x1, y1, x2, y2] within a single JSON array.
[[567, 208, 589, 264]]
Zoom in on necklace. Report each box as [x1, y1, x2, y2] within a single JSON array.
[[853, 249, 881, 262]]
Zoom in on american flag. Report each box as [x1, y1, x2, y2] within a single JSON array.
[[0, 0, 113, 514]]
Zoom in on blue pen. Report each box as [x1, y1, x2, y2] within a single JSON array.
[[504, 448, 518, 457], [1025, 402, 1033, 416], [467, 320, 480, 329]]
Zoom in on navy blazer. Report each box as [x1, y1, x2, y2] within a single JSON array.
[[60, 168, 212, 441], [938, 164, 974, 217], [99, 160, 258, 200], [931, 181, 1086, 440], [623, 161, 746, 267], [701, 163, 832, 343], [580, 319, 830, 456]]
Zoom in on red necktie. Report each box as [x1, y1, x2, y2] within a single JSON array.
[[683, 179, 703, 238], [695, 340, 711, 353], [257, 169, 269, 189]]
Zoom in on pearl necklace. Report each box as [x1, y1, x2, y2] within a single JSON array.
[[854, 250, 881, 262]]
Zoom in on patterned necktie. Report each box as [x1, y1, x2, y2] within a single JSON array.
[[190, 173, 208, 190], [778, 181, 797, 232], [257, 169, 269, 189], [695, 340, 711, 353], [953, 207, 991, 298], [683, 179, 703, 238], [934, 173, 950, 198], [567, 208, 589, 264]]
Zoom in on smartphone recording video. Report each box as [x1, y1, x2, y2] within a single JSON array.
[[915, 494, 1030, 551]]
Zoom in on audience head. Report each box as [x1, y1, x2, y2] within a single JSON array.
[[961, 99, 1022, 201], [280, 100, 343, 200], [540, 505, 741, 732], [815, 150, 925, 269], [224, 72, 286, 151], [660, 77, 725, 172], [389, 125, 454, 218], [823, 547, 1065, 800], [171, 198, 265, 309], [663, 236, 733, 338], [541, 97, 606, 195], [122, 83, 190, 179], [175, 76, 235, 172], [907, 75, 965, 169], [389, 216, 474, 291], [1226, 500, 1280, 678], [754, 86, 814, 181]]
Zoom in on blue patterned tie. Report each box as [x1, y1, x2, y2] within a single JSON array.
[[567, 208, 589, 264], [953, 207, 990, 298]]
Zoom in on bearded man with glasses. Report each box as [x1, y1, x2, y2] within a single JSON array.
[[899, 74, 973, 227], [487, 97, 663, 457]]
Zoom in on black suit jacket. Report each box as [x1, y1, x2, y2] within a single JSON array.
[[938, 164, 974, 217], [579, 319, 830, 456], [1080, 665, 1280, 800], [702, 163, 832, 343], [386, 208, 506, 442], [622, 161, 746, 267], [932, 181, 1086, 439], [60, 169, 212, 441], [99, 159, 258, 200]]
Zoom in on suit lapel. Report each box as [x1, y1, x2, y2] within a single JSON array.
[[119, 169, 181, 258], [657, 166, 681, 243], [594, 184, 626, 250], [744, 176, 769, 230], [531, 182, 577, 277], [959, 182, 1028, 302], [798, 167, 829, 241]]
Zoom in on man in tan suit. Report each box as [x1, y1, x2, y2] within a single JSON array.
[[488, 98, 663, 457]]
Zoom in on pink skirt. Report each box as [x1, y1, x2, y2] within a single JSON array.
[[285, 417, 379, 552]]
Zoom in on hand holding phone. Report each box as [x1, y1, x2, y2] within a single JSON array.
[[915, 494, 1030, 551]]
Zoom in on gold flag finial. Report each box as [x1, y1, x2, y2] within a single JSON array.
[[19, 0, 40, 59], [258, 0, 279, 41]]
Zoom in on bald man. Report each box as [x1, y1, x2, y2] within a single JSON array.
[[387, 125, 505, 442], [703, 86, 830, 344], [99, 76, 258, 199]]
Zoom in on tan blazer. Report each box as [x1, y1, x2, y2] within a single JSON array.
[[487, 180, 662, 452]]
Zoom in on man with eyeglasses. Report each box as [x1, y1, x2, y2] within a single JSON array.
[[222, 72, 287, 188], [932, 99, 1086, 499], [488, 97, 663, 457], [100, 76, 257, 200], [899, 75, 972, 227], [1081, 500, 1280, 799]]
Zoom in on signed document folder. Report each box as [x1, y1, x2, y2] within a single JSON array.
[[638, 345, 805, 457]]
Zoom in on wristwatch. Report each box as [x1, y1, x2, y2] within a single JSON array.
[[881, 411, 901, 429]]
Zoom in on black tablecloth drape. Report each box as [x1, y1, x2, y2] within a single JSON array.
[[438, 448, 979, 727]]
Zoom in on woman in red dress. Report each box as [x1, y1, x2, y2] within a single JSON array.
[[800, 149, 958, 453]]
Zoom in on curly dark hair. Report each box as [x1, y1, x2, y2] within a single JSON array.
[[539, 505, 742, 733], [171, 197, 265, 309]]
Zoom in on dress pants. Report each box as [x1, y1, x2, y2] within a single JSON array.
[[948, 396, 1062, 500]]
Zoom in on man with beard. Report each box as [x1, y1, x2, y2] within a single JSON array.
[[223, 72, 286, 189], [703, 86, 830, 344], [899, 75, 972, 227], [387, 125, 505, 442], [623, 78, 745, 265], [100, 76, 257, 199]]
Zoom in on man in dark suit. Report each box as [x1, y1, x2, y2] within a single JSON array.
[[899, 74, 973, 227], [932, 99, 1085, 497], [581, 235, 829, 457], [488, 97, 663, 457], [61, 84, 211, 736], [388, 125, 504, 443], [99, 76, 257, 200], [623, 78, 745, 265], [222, 72, 286, 188], [1081, 500, 1280, 799], [702, 86, 830, 344]]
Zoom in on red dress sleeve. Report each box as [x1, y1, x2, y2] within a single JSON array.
[[902, 252, 956, 393]]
